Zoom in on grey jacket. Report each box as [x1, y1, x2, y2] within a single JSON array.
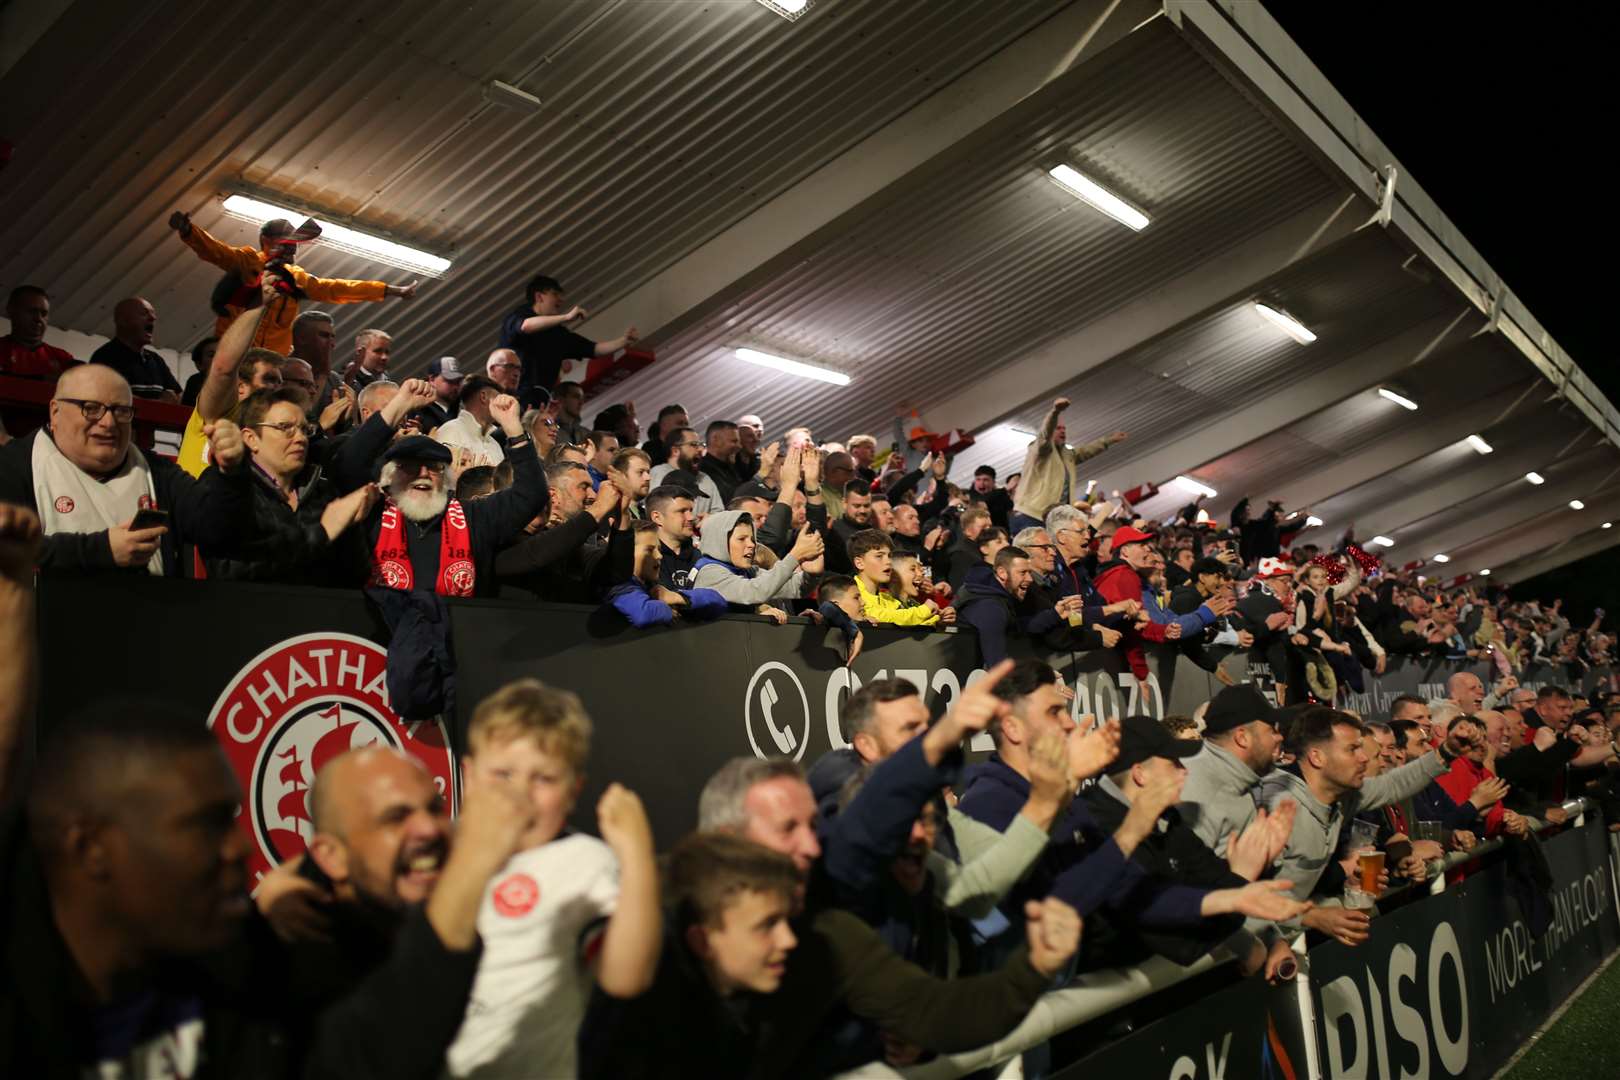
[[690, 508, 806, 605], [1259, 751, 1448, 911], [1177, 741, 1266, 859]]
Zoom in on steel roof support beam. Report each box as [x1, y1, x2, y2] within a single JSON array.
[[1269, 381, 1540, 512], [1388, 471, 1620, 563], [1493, 529, 1620, 586], [1084, 309, 1474, 495], [925, 192, 1362, 434]]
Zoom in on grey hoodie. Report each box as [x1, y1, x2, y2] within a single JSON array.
[[690, 509, 807, 606], [1258, 751, 1448, 915]]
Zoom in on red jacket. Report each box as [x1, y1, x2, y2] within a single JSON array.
[[1093, 561, 1165, 679], [1436, 757, 1505, 836]]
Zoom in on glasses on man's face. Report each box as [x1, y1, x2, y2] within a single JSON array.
[[1026, 543, 1056, 552], [678, 440, 705, 450], [58, 398, 136, 425], [401, 460, 448, 476], [253, 420, 317, 439], [492, 363, 521, 373]]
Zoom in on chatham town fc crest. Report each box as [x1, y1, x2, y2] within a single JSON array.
[[207, 632, 458, 887]]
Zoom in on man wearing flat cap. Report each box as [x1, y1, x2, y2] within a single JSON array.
[[1083, 715, 1298, 973], [332, 378, 546, 596]]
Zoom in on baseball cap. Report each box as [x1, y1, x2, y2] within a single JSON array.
[[1113, 714, 1203, 772], [1111, 525, 1156, 549], [427, 356, 465, 381], [1202, 684, 1283, 736]]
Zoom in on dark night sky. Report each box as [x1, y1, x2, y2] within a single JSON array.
[[1272, 8, 1618, 621]]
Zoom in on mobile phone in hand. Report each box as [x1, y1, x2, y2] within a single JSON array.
[[130, 508, 171, 531]]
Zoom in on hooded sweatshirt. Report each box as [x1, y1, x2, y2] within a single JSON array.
[[1257, 751, 1449, 926], [689, 509, 807, 607]]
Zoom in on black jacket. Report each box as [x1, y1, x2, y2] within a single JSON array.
[[698, 454, 745, 505], [943, 536, 983, 593], [1080, 783, 1246, 967], [340, 413, 548, 598], [201, 464, 367, 586], [0, 429, 250, 577], [495, 510, 625, 603]]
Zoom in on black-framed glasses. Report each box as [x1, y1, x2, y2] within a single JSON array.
[[253, 420, 317, 438], [1025, 542, 1057, 552], [58, 398, 135, 424]]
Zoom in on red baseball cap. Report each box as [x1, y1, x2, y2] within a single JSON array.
[[1111, 525, 1157, 549]]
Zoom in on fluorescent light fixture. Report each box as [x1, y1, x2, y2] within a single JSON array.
[[734, 347, 850, 386], [220, 194, 452, 277], [1253, 303, 1316, 344], [1047, 164, 1150, 231], [1604, 522, 1614, 530], [1377, 387, 1419, 411], [1569, 499, 1585, 510], [1370, 535, 1395, 547], [1525, 471, 1545, 485], [1305, 515, 1324, 528], [1466, 434, 1494, 455], [1431, 553, 1450, 563], [1480, 568, 1491, 576], [1171, 475, 1218, 500], [1195, 508, 1211, 524], [755, 0, 810, 17], [483, 79, 542, 113], [1004, 425, 1036, 438]]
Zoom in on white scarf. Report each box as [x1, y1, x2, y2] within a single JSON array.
[[32, 430, 163, 575]]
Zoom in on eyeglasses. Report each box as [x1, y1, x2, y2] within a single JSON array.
[[58, 398, 136, 424], [1025, 542, 1056, 552], [677, 440, 705, 449], [252, 420, 318, 438], [491, 362, 522, 372], [400, 460, 448, 475]]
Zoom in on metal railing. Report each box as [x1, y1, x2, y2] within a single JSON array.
[[837, 796, 1594, 1079]]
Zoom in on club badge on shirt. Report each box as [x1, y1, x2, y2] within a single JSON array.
[[493, 872, 541, 918]]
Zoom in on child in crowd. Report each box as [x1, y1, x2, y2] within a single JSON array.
[[848, 529, 953, 627], [604, 521, 728, 627], [445, 679, 662, 1079], [818, 573, 867, 664]]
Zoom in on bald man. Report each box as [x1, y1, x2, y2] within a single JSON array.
[[1447, 672, 1486, 715], [87, 297, 182, 401], [262, 747, 536, 1078], [0, 364, 252, 574]]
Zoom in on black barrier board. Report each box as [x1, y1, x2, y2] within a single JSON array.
[[1051, 973, 1311, 1080], [1309, 822, 1620, 1078]]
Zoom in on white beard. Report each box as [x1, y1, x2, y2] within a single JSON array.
[[394, 485, 449, 522]]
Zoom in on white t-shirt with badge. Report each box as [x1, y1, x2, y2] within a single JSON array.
[[445, 832, 620, 1078]]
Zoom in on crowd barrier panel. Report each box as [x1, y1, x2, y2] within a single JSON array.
[[839, 802, 1620, 1080], [35, 576, 1605, 866], [34, 577, 1620, 1075]]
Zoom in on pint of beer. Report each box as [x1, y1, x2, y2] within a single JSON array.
[[1358, 849, 1386, 894]]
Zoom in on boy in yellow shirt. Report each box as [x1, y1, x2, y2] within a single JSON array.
[[849, 529, 954, 627]]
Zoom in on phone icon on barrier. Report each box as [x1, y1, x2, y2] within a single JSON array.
[[760, 681, 797, 754]]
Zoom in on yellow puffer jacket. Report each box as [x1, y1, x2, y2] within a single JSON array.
[[857, 576, 939, 627]]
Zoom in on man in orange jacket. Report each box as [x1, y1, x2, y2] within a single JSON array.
[[167, 211, 419, 355]]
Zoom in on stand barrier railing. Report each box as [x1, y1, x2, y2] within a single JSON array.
[[838, 799, 1620, 1080]]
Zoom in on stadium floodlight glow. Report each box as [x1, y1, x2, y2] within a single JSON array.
[[1432, 553, 1450, 563], [734, 347, 850, 386], [1370, 535, 1395, 547], [755, 0, 810, 18], [1480, 568, 1491, 576], [1466, 434, 1494, 455], [1377, 387, 1419, 411], [1525, 471, 1545, 485], [1252, 303, 1316, 344], [1605, 522, 1614, 530], [1171, 475, 1218, 500], [1046, 164, 1150, 231], [220, 194, 452, 277], [1305, 515, 1324, 528], [1569, 499, 1586, 510]]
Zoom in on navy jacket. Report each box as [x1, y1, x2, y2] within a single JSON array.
[[1410, 778, 1481, 831], [956, 756, 1207, 928], [956, 572, 1064, 666]]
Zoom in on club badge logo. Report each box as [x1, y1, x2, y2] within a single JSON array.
[[207, 632, 458, 886]]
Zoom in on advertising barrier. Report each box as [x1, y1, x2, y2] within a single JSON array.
[[34, 576, 1603, 857]]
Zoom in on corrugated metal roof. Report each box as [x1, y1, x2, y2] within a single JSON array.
[[0, 0, 1068, 360], [609, 21, 1338, 440]]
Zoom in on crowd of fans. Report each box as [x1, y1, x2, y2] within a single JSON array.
[[2, 228, 1618, 1078]]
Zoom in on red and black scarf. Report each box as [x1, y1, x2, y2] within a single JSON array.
[[369, 498, 475, 597]]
